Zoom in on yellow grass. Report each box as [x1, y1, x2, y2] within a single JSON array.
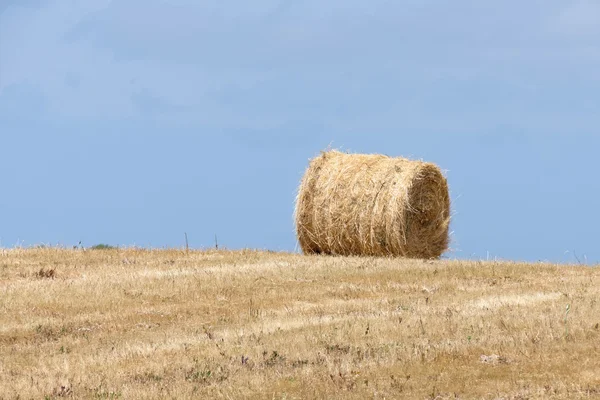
[[1, 248, 599, 399]]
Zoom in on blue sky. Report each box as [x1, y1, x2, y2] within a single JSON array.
[[1, 1, 599, 263]]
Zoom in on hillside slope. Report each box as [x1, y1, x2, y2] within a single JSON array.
[[0, 249, 598, 399]]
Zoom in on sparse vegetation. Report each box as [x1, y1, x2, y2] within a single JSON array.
[[0, 248, 599, 399], [89, 244, 117, 250]]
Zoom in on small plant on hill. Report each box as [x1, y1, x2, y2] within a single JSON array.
[[90, 244, 117, 250]]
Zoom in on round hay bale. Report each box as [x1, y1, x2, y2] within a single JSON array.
[[294, 150, 451, 259]]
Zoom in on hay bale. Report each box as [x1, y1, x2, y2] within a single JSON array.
[[294, 150, 451, 259]]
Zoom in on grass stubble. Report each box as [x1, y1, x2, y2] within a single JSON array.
[[0, 248, 599, 399]]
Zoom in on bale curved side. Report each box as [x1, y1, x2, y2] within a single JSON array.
[[294, 150, 450, 259]]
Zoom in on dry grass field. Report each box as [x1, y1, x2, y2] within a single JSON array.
[[0, 248, 599, 399]]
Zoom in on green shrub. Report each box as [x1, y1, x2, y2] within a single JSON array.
[[90, 244, 117, 250]]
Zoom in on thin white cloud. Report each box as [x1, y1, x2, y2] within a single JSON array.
[[1, 0, 598, 129], [0, 1, 135, 117], [554, 0, 600, 36], [0, 0, 48, 14]]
